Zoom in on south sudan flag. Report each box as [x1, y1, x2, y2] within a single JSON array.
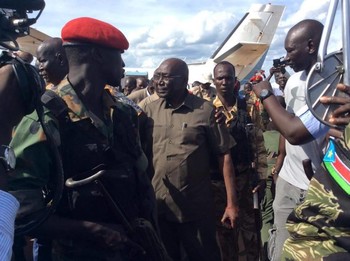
[[323, 138, 350, 195]]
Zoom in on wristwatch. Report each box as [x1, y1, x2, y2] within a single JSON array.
[[0, 145, 16, 171], [259, 89, 274, 102]]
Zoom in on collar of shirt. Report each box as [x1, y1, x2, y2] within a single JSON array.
[[146, 87, 152, 96], [54, 77, 115, 140], [164, 92, 194, 111], [213, 96, 237, 126]]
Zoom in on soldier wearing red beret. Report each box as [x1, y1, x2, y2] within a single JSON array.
[[10, 17, 159, 260]]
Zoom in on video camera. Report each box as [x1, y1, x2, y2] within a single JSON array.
[[0, 0, 45, 50], [273, 57, 287, 74]]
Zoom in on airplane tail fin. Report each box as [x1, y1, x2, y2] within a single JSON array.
[[211, 4, 285, 81]]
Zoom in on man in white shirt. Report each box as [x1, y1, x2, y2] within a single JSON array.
[[252, 19, 327, 261]]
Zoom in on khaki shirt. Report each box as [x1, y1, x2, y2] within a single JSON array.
[[143, 93, 235, 222]]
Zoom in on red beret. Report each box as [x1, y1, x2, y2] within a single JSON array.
[[61, 17, 129, 50], [250, 75, 263, 83]]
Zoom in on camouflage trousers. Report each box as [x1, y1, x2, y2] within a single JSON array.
[[260, 175, 275, 261], [282, 167, 350, 261], [212, 169, 260, 261]]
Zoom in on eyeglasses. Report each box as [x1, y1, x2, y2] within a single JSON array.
[[153, 73, 182, 83]]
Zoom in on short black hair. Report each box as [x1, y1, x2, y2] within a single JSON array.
[[213, 61, 236, 75]]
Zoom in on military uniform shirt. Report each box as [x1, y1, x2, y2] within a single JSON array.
[[9, 77, 153, 260], [144, 93, 235, 223], [213, 96, 267, 179]]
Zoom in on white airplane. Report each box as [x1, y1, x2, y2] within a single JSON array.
[[188, 3, 285, 84]]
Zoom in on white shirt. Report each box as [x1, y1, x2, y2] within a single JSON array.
[[0, 190, 19, 261], [271, 82, 284, 96], [279, 71, 327, 190]]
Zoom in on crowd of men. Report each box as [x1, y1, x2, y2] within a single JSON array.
[[1, 2, 350, 261]]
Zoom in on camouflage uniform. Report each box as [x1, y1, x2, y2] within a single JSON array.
[[245, 91, 269, 131], [190, 85, 217, 103], [105, 85, 144, 115], [212, 97, 267, 261], [261, 130, 280, 260], [9, 77, 155, 261], [282, 125, 350, 260]]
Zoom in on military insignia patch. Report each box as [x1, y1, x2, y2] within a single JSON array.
[[323, 138, 350, 195]]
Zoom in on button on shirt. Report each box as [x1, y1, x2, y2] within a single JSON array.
[[144, 94, 235, 222]]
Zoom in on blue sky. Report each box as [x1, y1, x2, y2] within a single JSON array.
[[32, 0, 340, 72]]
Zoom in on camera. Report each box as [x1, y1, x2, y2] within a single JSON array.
[[0, 0, 45, 50], [273, 57, 287, 68], [273, 57, 287, 74]]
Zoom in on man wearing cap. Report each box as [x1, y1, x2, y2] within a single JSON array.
[[252, 19, 327, 261], [9, 17, 157, 260], [189, 72, 217, 103]]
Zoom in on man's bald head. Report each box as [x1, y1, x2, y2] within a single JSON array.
[[37, 37, 65, 56], [287, 19, 323, 50], [159, 58, 189, 79], [285, 19, 323, 73], [36, 37, 68, 85], [154, 58, 188, 103]]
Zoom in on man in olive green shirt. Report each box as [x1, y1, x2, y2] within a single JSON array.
[[143, 58, 238, 261]]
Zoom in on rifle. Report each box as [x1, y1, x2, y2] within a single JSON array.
[[65, 167, 171, 261]]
